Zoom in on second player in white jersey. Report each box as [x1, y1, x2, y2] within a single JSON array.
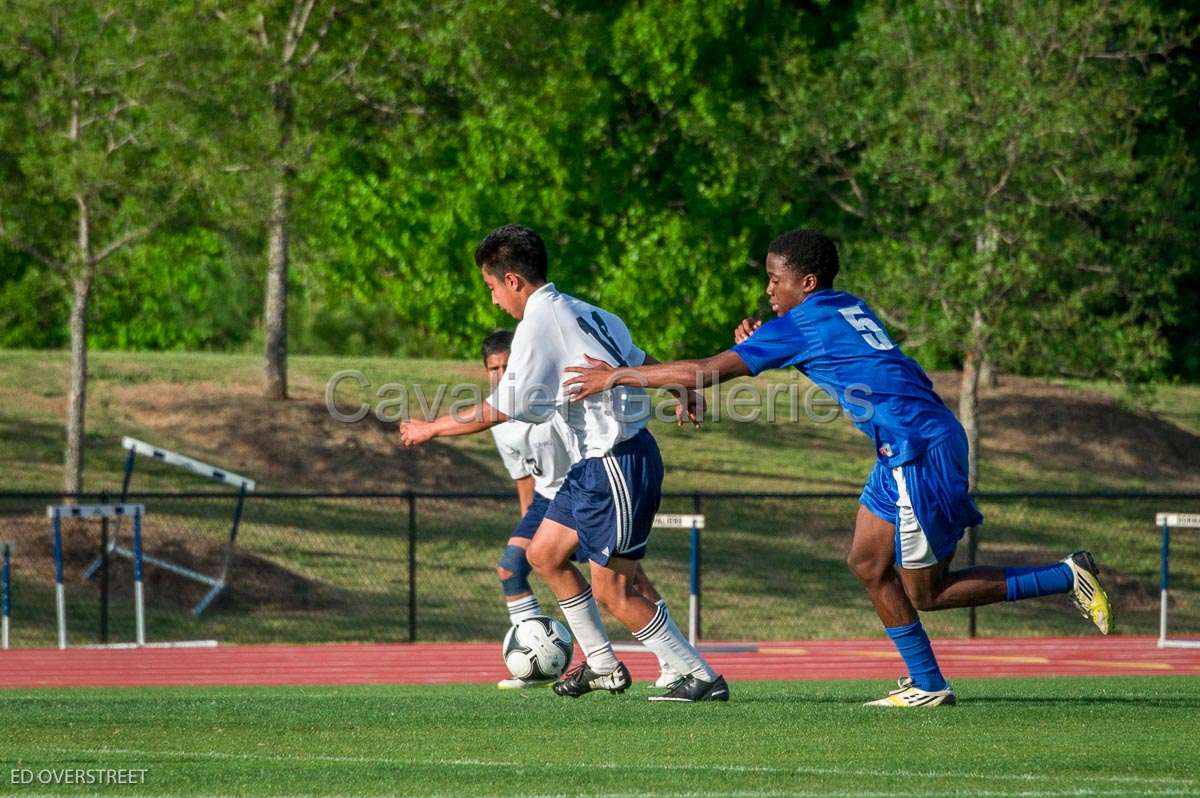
[[490, 415, 573, 500]]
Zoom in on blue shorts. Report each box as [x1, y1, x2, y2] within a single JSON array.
[[511, 492, 551, 540], [545, 428, 663, 566], [859, 431, 983, 569]]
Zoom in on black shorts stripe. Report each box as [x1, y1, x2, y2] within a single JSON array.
[[633, 605, 668, 641], [559, 587, 594, 610]]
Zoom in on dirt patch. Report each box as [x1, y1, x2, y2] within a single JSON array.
[[86, 371, 1200, 492], [1, 512, 350, 611], [929, 372, 1200, 487], [106, 381, 509, 493]]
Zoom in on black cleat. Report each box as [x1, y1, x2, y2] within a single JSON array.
[[553, 661, 632, 697], [648, 673, 730, 702]]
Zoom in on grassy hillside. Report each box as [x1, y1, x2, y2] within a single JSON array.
[[1, 350, 1197, 648], [2, 349, 1199, 494]]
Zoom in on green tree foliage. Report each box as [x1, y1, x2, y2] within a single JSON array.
[[295, 0, 806, 360], [764, 0, 1197, 484], [0, 1, 217, 489], [1, 0, 1197, 385]]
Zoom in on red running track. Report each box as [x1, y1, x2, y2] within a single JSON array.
[[1, 636, 1197, 689]]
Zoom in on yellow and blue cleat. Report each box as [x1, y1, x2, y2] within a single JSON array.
[[864, 676, 956, 708], [1063, 550, 1114, 634]]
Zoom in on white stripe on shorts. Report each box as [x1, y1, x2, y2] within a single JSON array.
[[602, 455, 632, 554], [891, 466, 937, 569]]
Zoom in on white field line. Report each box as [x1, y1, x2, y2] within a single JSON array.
[[48, 747, 1197, 790]]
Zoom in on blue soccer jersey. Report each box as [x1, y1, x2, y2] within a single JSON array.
[[732, 290, 961, 467]]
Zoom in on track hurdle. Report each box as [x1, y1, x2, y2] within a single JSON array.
[[611, 512, 758, 655], [1157, 512, 1200, 649], [83, 436, 255, 615], [651, 514, 706, 645], [50, 504, 145, 650], [2, 541, 11, 650]]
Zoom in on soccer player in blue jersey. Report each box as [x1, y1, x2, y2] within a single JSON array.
[[564, 228, 1114, 707]]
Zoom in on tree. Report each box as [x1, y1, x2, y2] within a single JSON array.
[[0, 1, 204, 492], [768, 0, 1197, 487], [304, 0, 806, 360], [190, 1, 442, 399]]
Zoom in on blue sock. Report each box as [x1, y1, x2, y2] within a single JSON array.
[[1005, 562, 1073, 602], [884, 620, 946, 692]]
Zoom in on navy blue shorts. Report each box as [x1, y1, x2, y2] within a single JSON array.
[[860, 430, 984, 569], [511, 493, 551, 540], [545, 428, 664, 566]]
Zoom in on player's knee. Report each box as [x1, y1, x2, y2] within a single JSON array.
[[498, 545, 533, 597], [847, 551, 888, 586], [907, 581, 944, 611], [525, 543, 552, 575], [590, 574, 620, 607], [910, 593, 939, 612]]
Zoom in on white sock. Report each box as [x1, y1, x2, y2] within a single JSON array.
[[653, 600, 677, 675], [558, 586, 619, 673], [506, 594, 541, 624], [634, 601, 717, 682]]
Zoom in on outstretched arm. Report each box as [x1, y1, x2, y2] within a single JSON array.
[[642, 353, 705, 429], [564, 349, 751, 401], [515, 476, 535, 517], [399, 401, 508, 446]]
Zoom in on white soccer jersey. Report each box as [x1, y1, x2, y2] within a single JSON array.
[[490, 415, 576, 500], [486, 283, 651, 459]]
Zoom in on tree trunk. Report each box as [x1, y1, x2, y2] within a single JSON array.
[[979, 357, 998, 389], [64, 195, 94, 494], [263, 78, 294, 401], [958, 309, 985, 493], [263, 169, 290, 400]]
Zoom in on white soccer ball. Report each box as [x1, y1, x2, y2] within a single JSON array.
[[502, 615, 574, 680]]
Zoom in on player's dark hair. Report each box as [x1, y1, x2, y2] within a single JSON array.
[[768, 229, 840, 288], [474, 224, 548, 284], [481, 329, 514, 362]]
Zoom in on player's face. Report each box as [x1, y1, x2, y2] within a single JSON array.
[[484, 351, 509, 388], [481, 268, 524, 319], [764, 253, 810, 316]]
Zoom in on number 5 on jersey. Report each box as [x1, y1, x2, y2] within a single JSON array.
[[839, 304, 894, 351]]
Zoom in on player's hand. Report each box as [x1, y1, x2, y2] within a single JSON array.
[[563, 354, 617, 401], [733, 317, 762, 344], [399, 418, 436, 446], [676, 389, 704, 429]]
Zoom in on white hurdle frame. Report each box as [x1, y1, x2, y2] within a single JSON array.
[[122, 437, 256, 491], [50, 504, 146, 650], [82, 436, 255, 615], [1157, 512, 1200, 649]]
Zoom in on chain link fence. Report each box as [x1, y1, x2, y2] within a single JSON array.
[[1, 491, 1197, 648]]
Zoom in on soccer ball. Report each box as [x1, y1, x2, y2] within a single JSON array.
[[502, 615, 574, 680]]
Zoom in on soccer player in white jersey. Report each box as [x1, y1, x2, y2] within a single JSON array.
[[482, 329, 682, 690], [402, 224, 727, 702]]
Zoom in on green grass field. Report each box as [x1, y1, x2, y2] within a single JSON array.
[[3, 678, 1198, 797]]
